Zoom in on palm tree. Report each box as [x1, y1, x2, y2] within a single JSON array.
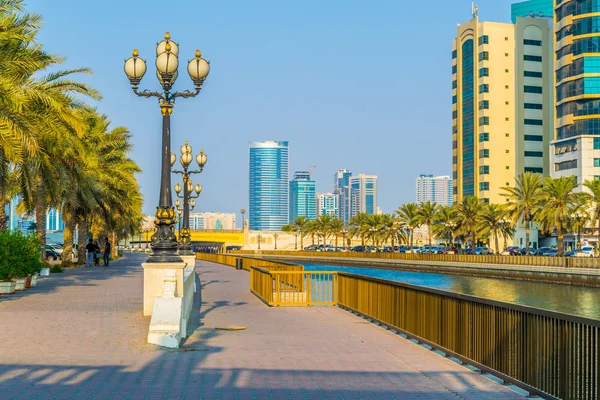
[[501, 172, 543, 255], [328, 218, 345, 248], [416, 201, 438, 249], [364, 214, 384, 247], [313, 214, 333, 245], [478, 204, 513, 254], [289, 216, 310, 249], [281, 224, 298, 249], [583, 179, 600, 247], [535, 176, 579, 256], [349, 212, 370, 247], [396, 203, 420, 248], [433, 205, 457, 245], [378, 214, 402, 250], [454, 197, 484, 248]]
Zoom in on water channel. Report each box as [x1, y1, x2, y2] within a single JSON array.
[[302, 263, 600, 320]]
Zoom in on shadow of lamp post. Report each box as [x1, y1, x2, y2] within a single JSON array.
[[124, 32, 210, 263], [172, 145, 205, 256]]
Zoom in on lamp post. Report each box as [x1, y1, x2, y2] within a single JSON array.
[[172, 142, 206, 256], [273, 232, 279, 250], [257, 234, 262, 250], [240, 208, 246, 229], [572, 212, 584, 250], [124, 32, 210, 263]]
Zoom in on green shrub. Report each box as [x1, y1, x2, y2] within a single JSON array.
[[49, 265, 64, 273], [0, 230, 43, 280]]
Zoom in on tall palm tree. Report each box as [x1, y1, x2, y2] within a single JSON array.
[[396, 203, 420, 249], [378, 213, 403, 250], [535, 176, 579, 256], [501, 172, 543, 255], [433, 205, 457, 245], [313, 214, 333, 245], [349, 212, 369, 247], [289, 216, 310, 249], [364, 214, 384, 247], [454, 196, 484, 248], [478, 204, 513, 254], [328, 218, 345, 248], [416, 201, 439, 249], [281, 224, 298, 249], [583, 179, 600, 246]]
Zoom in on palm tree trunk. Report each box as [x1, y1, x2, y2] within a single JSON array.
[[35, 184, 46, 259], [428, 224, 432, 248], [300, 233, 303, 249], [557, 227, 564, 257], [525, 220, 531, 255], [410, 229, 414, 248], [495, 233, 499, 255], [597, 213, 600, 250], [335, 235, 338, 247], [111, 231, 118, 258], [77, 216, 87, 265], [0, 201, 7, 230], [62, 214, 75, 265]]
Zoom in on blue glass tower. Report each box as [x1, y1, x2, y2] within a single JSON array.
[[511, 0, 553, 23], [249, 141, 289, 231], [289, 171, 316, 223]]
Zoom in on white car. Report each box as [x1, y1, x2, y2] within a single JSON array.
[[576, 246, 595, 258]]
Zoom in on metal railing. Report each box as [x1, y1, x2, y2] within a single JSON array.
[[250, 267, 337, 307], [195, 253, 304, 272], [232, 250, 600, 269]]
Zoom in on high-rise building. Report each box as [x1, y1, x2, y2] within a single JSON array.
[[349, 174, 377, 217], [189, 212, 236, 230], [552, 2, 600, 187], [316, 193, 339, 217], [452, 12, 553, 204], [289, 171, 316, 222], [46, 208, 64, 231], [249, 141, 289, 231], [416, 175, 453, 206], [510, 0, 553, 23], [4, 195, 64, 233], [333, 169, 352, 224]]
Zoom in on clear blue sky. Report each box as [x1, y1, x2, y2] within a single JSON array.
[[26, 0, 516, 223]]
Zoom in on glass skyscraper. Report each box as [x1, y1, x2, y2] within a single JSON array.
[[249, 141, 289, 231], [333, 169, 352, 224], [350, 174, 377, 217], [511, 0, 553, 23], [289, 171, 316, 222]]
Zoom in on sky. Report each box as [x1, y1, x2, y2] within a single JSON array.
[[26, 0, 518, 224]]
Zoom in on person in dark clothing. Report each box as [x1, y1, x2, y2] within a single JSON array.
[[103, 237, 111, 266], [85, 239, 96, 267]]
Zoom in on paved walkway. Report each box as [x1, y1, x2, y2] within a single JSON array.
[[0, 254, 526, 399]]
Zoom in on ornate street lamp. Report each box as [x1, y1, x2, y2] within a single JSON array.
[[124, 32, 210, 263], [172, 141, 205, 255], [240, 208, 246, 229]]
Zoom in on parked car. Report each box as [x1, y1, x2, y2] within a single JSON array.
[[520, 247, 536, 255], [564, 250, 578, 257], [474, 247, 492, 255], [545, 249, 559, 257], [576, 246, 595, 258], [536, 247, 551, 256], [45, 247, 61, 261], [501, 246, 521, 256]]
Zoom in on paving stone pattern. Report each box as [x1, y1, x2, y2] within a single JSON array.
[[0, 253, 526, 399]]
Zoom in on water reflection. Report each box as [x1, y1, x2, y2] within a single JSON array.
[[303, 263, 600, 320]]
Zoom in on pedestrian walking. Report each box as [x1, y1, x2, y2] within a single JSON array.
[[103, 237, 111, 266], [85, 238, 96, 267]]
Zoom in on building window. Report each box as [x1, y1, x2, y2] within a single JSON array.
[[524, 103, 543, 110], [506, 117, 510, 121], [479, 35, 489, 45], [595, 158, 600, 167], [452, 49, 457, 59], [555, 159, 578, 171], [452, 95, 457, 104], [595, 137, 600, 149], [452, 80, 457, 89], [479, 133, 489, 142], [482, 198, 490, 204], [479, 67, 489, 77], [453, 156, 458, 164], [525, 167, 544, 173], [505, 69, 509, 73], [479, 100, 489, 110], [479, 149, 489, 158], [453, 171, 458, 179], [479, 116, 490, 126], [480, 166, 489, 174], [554, 139, 578, 154], [479, 51, 489, 61], [505, 53, 509, 56], [524, 71, 543, 78], [524, 55, 543, 62], [479, 84, 489, 93], [524, 135, 543, 141], [524, 119, 543, 126], [524, 86, 543, 93], [524, 151, 543, 157], [480, 182, 489, 191], [452, 140, 457, 149], [452, 65, 457, 74], [452, 110, 457, 119], [595, 176, 600, 181], [524, 39, 542, 46]]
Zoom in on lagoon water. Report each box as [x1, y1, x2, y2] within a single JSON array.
[[302, 263, 600, 320]]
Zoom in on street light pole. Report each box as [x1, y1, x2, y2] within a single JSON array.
[[124, 32, 210, 263], [240, 208, 246, 229], [172, 142, 205, 256]]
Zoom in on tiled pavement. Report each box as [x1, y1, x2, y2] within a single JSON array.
[[0, 253, 526, 399]]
